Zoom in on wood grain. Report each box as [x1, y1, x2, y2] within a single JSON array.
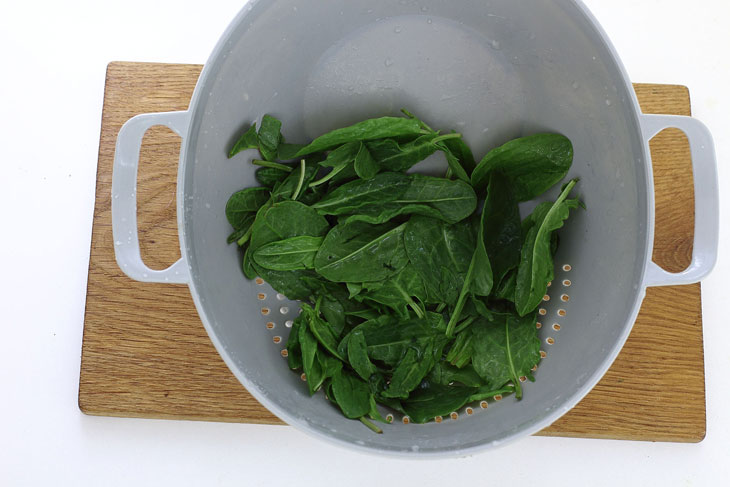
[[79, 63, 705, 441]]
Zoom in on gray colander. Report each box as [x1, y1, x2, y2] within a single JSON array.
[[110, 0, 718, 457]]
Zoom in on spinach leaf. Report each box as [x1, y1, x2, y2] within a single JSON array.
[[270, 160, 319, 202], [309, 142, 360, 188], [225, 187, 270, 229], [294, 117, 425, 156], [492, 269, 517, 302], [302, 303, 345, 361], [331, 369, 372, 419], [483, 172, 522, 286], [515, 179, 579, 316], [257, 114, 283, 161], [299, 323, 324, 395], [471, 133, 573, 201], [354, 142, 379, 180], [341, 174, 477, 225], [403, 216, 475, 305], [365, 134, 439, 172], [347, 329, 377, 381], [400, 383, 472, 424], [249, 200, 329, 252], [311, 172, 410, 215], [437, 142, 470, 182], [382, 336, 446, 399], [314, 221, 409, 283], [427, 361, 483, 387], [228, 122, 259, 158], [285, 317, 303, 370], [445, 209, 494, 336], [439, 133, 476, 173], [470, 312, 540, 398], [445, 328, 474, 368], [352, 314, 444, 366], [277, 142, 306, 160], [252, 235, 323, 271], [358, 264, 427, 319], [256, 166, 290, 188], [226, 215, 254, 245]]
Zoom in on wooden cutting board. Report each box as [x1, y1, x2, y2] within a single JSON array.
[[78, 62, 705, 442]]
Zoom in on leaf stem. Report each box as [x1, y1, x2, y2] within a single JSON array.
[[431, 133, 462, 144], [236, 227, 253, 247], [453, 316, 476, 335], [359, 416, 383, 434], [251, 159, 293, 172], [291, 159, 306, 200], [400, 108, 435, 132], [504, 319, 523, 399], [393, 282, 424, 319], [309, 161, 347, 187]]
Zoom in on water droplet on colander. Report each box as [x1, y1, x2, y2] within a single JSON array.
[[115, 241, 122, 246], [572, 81, 579, 90], [605, 99, 612, 106], [427, 18, 432, 24], [592, 56, 597, 61], [276, 293, 285, 300], [394, 26, 402, 34], [490, 39, 501, 50], [384, 57, 394, 67], [421, 5, 428, 12]]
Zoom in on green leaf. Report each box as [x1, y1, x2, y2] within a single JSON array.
[[226, 215, 254, 245], [270, 161, 319, 202], [515, 179, 579, 315], [285, 317, 303, 370], [294, 117, 425, 157], [277, 142, 306, 160], [358, 264, 427, 319], [228, 123, 259, 158], [437, 142, 470, 182], [483, 172, 522, 286], [365, 134, 439, 172], [471, 133, 573, 201], [331, 369, 372, 419], [471, 312, 540, 398], [382, 338, 444, 399], [299, 323, 324, 395], [403, 216, 475, 305], [400, 383, 474, 424], [252, 235, 323, 271], [340, 174, 477, 225], [314, 221, 409, 283], [427, 361, 483, 387], [311, 172, 410, 215], [249, 200, 329, 252], [225, 187, 270, 229], [439, 133, 476, 173], [302, 304, 345, 360], [353, 142, 379, 180], [256, 166, 291, 188], [347, 329, 377, 381], [257, 114, 283, 161]]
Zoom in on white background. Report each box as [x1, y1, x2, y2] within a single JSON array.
[[1, 0, 728, 485]]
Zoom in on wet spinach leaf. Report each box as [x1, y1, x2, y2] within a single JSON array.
[[471, 133, 573, 201], [252, 235, 323, 271]]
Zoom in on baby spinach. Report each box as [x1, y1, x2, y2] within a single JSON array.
[[515, 179, 580, 316], [312, 172, 410, 215], [314, 221, 409, 283], [252, 235, 324, 271], [404, 216, 475, 305], [471, 133, 573, 201], [340, 174, 477, 225], [257, 114, 283, 162], [294, 116, 425, 156], [223, 110, 581, 431], [228, 123, 259, 158], [225, 187, 270, 230], [471, 312, 540, 398]]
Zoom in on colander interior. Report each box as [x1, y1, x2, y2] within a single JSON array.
[[180, 0, 648, 455]]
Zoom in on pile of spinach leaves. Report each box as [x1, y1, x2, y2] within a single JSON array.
[[225, 111, 580, 433]]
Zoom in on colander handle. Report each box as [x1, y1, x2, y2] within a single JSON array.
[[641, 114, 719, 287], [111, 111, 190, 284]]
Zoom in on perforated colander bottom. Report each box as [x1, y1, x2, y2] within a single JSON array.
[[253, 264, 574, 425]]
